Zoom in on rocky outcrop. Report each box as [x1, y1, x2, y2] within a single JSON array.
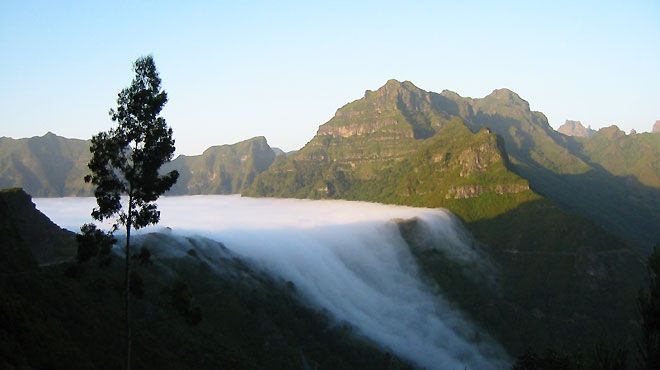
[[445, 183, 529, 199], [457, 143, 502, 177], [557, 120, 596, 137]]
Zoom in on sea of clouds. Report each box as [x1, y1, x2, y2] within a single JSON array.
[[35, 195, 509, 369]]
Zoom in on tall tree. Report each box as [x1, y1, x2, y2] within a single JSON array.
[[84, 55, 179, 370]]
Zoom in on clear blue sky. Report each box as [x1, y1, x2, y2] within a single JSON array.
[[1, 0, 659, 154]]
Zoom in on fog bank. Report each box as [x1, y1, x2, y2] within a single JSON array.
[[35, 195, 509, 369]]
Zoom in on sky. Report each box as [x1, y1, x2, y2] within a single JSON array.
[[1, 0, 659, 155]]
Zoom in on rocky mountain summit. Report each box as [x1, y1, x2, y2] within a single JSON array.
[[557, 120, 596, 137]]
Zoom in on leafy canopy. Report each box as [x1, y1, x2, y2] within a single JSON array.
[[84, 55, 178, 230]]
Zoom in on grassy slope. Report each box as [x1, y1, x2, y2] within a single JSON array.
[[575, 127, 660, 187]]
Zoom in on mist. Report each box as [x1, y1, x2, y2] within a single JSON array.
[[35, 195, 509, 369]]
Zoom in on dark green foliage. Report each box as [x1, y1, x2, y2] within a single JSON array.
[[169, 280, 201, 326], [132, 246, 153, 266], [0, 188, 76, 266], [85, 56, 178, 229], [638, 245, 660, 369], [75, 223, 116, 263], [398, 212, 643, 357], [129, 271, 144, 299], [513, 346, 627, 370]]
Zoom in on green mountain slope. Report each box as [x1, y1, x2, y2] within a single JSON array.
[[0, 133, 93, 196], [246, 80, 652, 251], [575, 126, 660, 187], [246, 81, 534, 223], [164, 136, 276, 195], [438, 89, 660, 250], [0, 134, 277, 197]]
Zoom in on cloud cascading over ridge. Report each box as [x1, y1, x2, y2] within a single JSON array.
[[35, 195, 510, 369]]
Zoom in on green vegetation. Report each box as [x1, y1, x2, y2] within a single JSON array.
[[163, 136, 276, 194], [0, 133, 93, 196], [0, 134, 277, 197]]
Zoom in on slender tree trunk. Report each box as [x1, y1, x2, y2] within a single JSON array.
[[125, 195, 133, 370]]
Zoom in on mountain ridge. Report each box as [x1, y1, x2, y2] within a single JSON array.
[[1, 80, 658, 249]]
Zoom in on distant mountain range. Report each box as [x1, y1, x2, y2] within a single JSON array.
[[1, 80, 658, 251]]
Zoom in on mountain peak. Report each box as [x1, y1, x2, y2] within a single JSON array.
[[376, 79, 421, 93], [558, 120, 595, 138], [597, 125, 625, 140], [480, 88, 530, 112], [487, 88, 523, 101]]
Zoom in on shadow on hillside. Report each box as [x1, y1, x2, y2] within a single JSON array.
[[463, 111, 660, 253], [444, 197, 647, 356], [162, 158, 192, 195]]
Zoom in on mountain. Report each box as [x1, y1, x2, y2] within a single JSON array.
[[2, 82, 657, 249], [163, 136, 276, 195], [576, 125, 660, 187], [0, 134, 277, 197], [654, 120, 660, 133], [246, 80, 534, 224], [247, 79, 659, 250], [0, 133, 93, 196], [436, 85, 659, 250], [557, 120, 595, 137]]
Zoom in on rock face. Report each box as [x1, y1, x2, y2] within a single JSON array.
[[654, 120, 660, 133], [557, 120, 596, 137]]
